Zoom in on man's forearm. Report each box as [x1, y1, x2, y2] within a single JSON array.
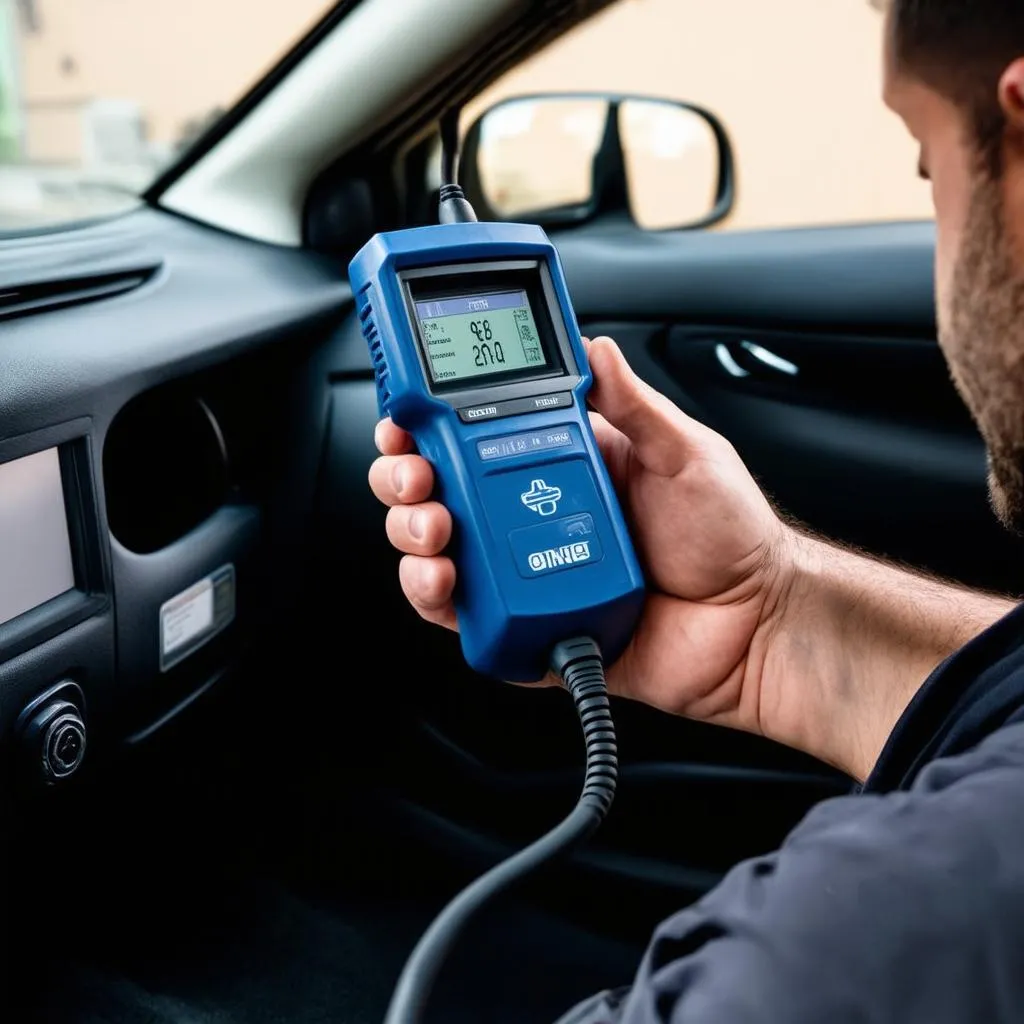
[[754, 530, 1015, 782]]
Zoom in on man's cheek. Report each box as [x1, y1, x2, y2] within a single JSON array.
[[932, 171, 969, 333], [1001, 165, 1024, 267], [934, 220, 957, 338]]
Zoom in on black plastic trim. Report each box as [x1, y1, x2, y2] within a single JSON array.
[[122, 664, 233, 746], [59, 436, 107, 598], [0, 591, 107, 671], [16, 679, 87, 734], [556, 219, 938, 333]]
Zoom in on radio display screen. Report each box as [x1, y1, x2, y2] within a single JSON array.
[[0, 447, 76, 626]]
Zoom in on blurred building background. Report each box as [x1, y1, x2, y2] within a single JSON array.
[[0, 0, 932, 232]]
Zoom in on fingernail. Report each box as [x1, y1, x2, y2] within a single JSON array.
[[408, 509, 424, 540], [373, 421, 384, 451], [392, 462, 406, 496]]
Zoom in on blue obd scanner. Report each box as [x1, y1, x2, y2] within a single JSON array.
[[349, 221, 645, 682]]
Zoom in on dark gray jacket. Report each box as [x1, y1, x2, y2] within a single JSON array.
[[559, 602, 1024, 1023]]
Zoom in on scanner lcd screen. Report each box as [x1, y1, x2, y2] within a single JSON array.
[[414, 289, 549, 385]]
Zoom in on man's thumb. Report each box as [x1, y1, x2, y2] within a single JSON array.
[[586, 336, 697, 477]]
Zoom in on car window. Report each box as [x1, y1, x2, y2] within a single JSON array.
[[0, 0, 335, 233], [464, 0, 933, 231]]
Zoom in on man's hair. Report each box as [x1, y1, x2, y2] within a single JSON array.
[[876, 0, 1024, 171]]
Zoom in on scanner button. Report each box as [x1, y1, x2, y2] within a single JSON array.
[[499, 392, 573, 418], [508, 514, 604, 579], [477, 426, 577, 463], [482, 461, 599, 529]]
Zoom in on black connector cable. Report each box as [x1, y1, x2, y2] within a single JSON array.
[[437, 105, 477, 225], [382, 637, 618, 1024], [438, 183, 477, 225]]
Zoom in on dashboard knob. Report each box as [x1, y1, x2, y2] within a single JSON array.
[[20, 698, 87, 784]]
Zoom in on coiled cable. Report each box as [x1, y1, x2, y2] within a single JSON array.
[[382, 636, 617, 1024]]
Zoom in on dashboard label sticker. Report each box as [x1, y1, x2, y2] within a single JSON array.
[[159, 564, 235, 672]]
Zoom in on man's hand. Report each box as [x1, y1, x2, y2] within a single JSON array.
[[369, 337, 1013, 781], [369, 336, 790, 727]]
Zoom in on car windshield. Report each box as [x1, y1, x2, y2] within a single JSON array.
[[0, 0, 336, 233]]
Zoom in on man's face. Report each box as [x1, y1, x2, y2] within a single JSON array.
[[884, 29, 1024, 531]]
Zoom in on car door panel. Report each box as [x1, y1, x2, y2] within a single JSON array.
[[578, 320, 1013, 590], [558, 220, 1024, 592]]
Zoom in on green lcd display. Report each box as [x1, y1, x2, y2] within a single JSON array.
[[414, 289, 549, 385]]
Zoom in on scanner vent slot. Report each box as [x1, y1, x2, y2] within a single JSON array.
[[357, 285, 391, 410]]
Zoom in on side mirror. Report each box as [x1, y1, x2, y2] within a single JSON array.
[[461, 93, 735, 231]]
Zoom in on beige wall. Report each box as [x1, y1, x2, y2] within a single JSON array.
[[18, 0, 328, 162], [15, 0, 934, 230]]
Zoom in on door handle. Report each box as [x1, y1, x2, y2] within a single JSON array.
[[715, 340, 800, 379]]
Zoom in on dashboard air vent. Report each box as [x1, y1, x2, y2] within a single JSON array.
[[0, 268, 156, 323]]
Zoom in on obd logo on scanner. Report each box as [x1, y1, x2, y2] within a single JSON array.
[[527, 541, 593, 573]]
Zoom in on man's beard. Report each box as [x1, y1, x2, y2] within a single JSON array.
[[944, 175, 1024, 533]]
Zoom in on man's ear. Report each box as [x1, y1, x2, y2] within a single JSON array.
[[998, 59, 1024, 131]]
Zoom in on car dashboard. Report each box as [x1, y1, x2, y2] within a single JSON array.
[[0, 207, 375, 785]]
